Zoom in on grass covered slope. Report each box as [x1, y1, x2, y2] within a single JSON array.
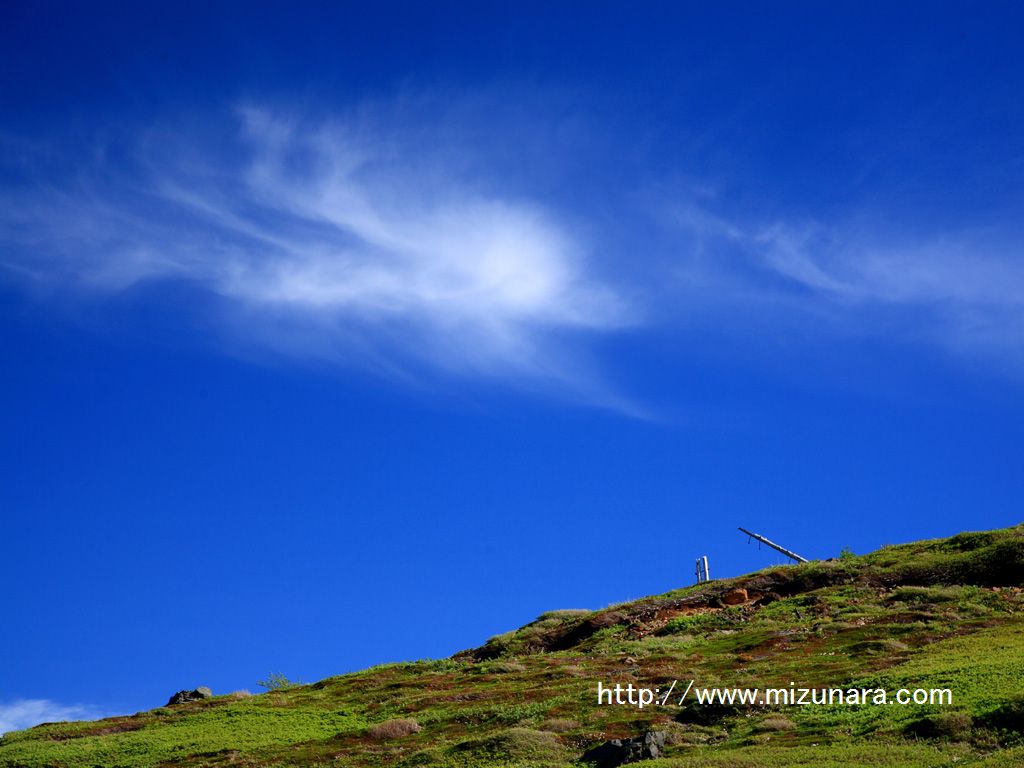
[[4, 525, 1024, 767]]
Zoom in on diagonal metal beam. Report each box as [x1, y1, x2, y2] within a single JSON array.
[[738, 527, 808, 563]]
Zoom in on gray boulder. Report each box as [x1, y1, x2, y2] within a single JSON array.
[[166, 687, 213, 706], [582, 730, 667, 767]]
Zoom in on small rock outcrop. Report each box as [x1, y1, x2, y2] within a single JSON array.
[[721, 588, 749, 605], [166, 687, 213, 706], [582, 730, 666, 767]]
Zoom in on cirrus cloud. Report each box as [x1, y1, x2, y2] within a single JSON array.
[[0, 104, 634, 407]]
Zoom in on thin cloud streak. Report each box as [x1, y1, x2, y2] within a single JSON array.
[[663, 197, 1024, 361], [757, 224, 1024, 356]]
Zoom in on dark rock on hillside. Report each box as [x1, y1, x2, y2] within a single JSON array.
[[166, 687, 213, 706], [581, 730, 666, 767]]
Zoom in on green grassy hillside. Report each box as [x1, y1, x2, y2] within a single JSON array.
[[5, 525, 1024, 767]]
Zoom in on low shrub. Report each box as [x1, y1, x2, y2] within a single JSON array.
[[977, 696, 1024, 740], [757, 715, 796, 731], [257, 673, 299, 691], [904, 712, 973, 740], [367, 718, 422, 739], [450, 728, 562, 760]]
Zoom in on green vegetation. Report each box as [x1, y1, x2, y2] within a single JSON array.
[[257, 673, 301, 692], [0, 700, 365, 767], [3, 524, 1024, 767]]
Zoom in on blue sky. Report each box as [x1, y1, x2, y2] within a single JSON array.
[[2, 0, 1024, 732]]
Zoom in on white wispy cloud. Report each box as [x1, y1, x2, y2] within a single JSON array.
[[4, 99, 1021, 401], [662, 197, 1024, 362], [0, 105, 633, 406], [758, 223, 1024, 355], [0, 699, 105, 736]]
